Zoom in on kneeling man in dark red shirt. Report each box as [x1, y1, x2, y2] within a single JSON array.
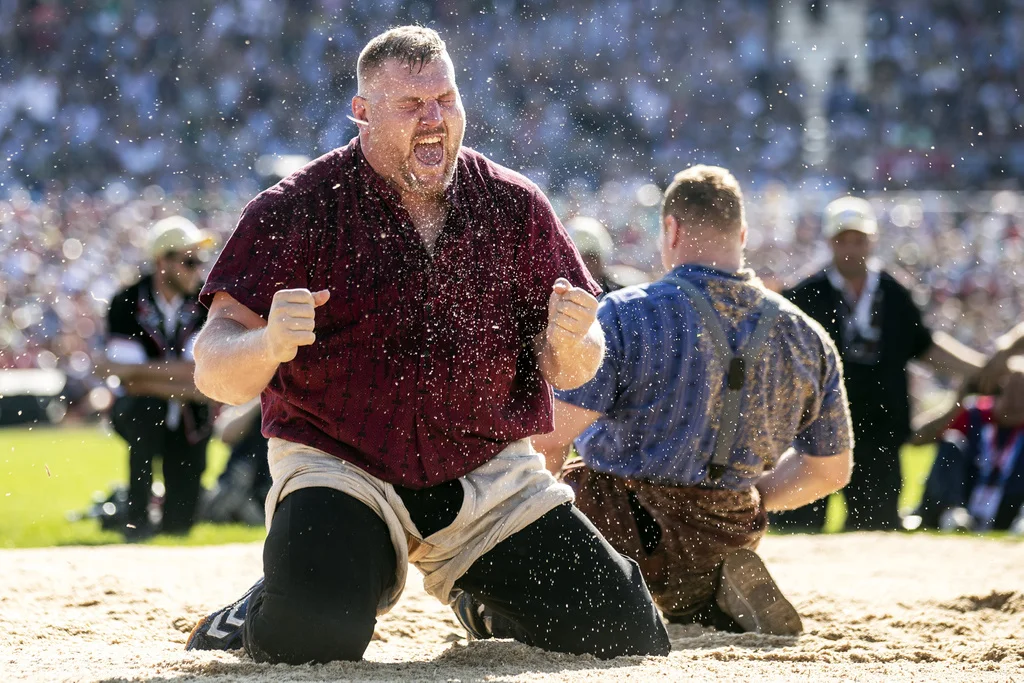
[[184, 26, 669, 663]]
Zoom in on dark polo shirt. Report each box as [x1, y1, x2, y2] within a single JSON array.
[[784, 269, 932, 447], [201, 138, 599, 488]]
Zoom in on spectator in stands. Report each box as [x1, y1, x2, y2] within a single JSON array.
[[565, 216, 619, 295]]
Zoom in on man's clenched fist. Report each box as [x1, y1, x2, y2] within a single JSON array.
[[263, 288, 330, 363], [545, 278, 599, 354]]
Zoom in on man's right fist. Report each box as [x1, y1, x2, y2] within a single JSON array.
[[263, 288, 330, 363]]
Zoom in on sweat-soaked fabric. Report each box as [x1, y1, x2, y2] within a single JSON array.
[[562, 461, 766, 619]]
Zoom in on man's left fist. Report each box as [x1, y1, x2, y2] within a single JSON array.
[[546, 278, 599, 353]]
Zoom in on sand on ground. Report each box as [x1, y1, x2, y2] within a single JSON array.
[[1, 533, 1022, 682]]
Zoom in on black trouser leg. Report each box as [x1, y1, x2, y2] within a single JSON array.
[[112, 396, 166, 529], [844, 440, 902, 530], [769, 497, 828, 531], [455, 503, 671, 658], [244, 487, 396, 664], [160, 430, 208, 534], [126, 442, 156, 528]]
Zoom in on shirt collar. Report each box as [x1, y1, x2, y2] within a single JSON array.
[[351, 136, 464, 212], [827, 257, 882, 289], [826, 258, 882, 301], [153, 287, 183, 322], [666, 263, 755, 283]]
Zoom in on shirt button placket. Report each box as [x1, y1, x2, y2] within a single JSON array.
[[422, 298, 435, 360]]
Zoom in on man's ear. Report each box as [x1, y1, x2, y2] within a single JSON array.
[[663, 214, 681, 250], [351, 96, 369, 125]]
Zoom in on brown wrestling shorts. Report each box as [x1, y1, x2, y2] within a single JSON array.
[[562, 461, 767, 620]]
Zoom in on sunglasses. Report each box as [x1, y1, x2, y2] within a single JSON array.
[[166, 252, 205, 269]]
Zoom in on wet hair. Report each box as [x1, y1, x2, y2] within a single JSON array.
[[661, 165, 745, 235], [357, 26, 448, 91]]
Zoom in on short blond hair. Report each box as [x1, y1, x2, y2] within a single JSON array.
[[357, 26, 447, 92], [661, 165, 745, 235]]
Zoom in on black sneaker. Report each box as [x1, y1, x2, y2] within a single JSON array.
[[186, 578, 264, 651], [451, 590, 492, 640], [715, 549, 802, 635]]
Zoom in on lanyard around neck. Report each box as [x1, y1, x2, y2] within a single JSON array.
[[828, 267, 881, 340]]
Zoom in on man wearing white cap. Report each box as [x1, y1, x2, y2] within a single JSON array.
[[99, 216, 215, 541], [565, 217, 618, 294], [565, 216, 647, 296], [774, 197, 986, 530]]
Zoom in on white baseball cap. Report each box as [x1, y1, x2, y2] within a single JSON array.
[[566, 216, 614, 259], [148, 216, 215, 259], [822, 196, 878, 240]]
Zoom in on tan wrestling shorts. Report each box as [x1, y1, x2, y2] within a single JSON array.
[[263, 438, 574, 615]]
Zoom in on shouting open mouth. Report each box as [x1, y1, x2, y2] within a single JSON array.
[[413, 134, 445, 167]]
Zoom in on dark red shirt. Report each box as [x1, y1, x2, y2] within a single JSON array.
[[201, 138, 599, 488]]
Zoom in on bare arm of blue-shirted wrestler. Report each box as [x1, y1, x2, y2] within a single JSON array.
[[533, 278, 605, 391], [755, 448, 853, 512], [193, 289, 329, 405], [533, 398, 602, 475]]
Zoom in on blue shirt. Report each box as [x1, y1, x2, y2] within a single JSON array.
[[556, 265, 853, 490]]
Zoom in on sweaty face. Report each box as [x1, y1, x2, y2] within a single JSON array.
[[831, 230, 873, 280], [355, 56, 466, 198]]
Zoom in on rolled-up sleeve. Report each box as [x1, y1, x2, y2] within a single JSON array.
[[793, 338, 854, 457]]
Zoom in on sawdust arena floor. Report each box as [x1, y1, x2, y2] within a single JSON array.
[[2, 533, 1022, 682]]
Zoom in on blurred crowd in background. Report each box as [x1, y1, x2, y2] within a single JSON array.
[[828, 0, 1024, 189], [3, 0, 1024, 196], [2, 0, 1024, 408], [3, 183, 1023, 413], [1, 0, 798, 194]]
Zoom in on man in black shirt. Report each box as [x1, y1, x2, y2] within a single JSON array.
[[100, 216, 214, 541], [773, 197, 985, 530]]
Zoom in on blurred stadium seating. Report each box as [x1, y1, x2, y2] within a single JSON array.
[[2, 1, 1023, 414]]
